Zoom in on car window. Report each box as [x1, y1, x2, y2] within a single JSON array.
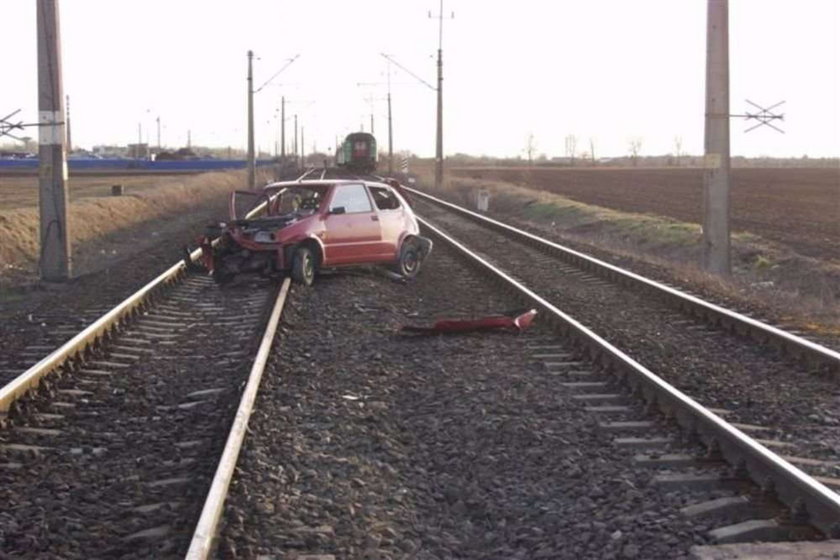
[[369, 186, 401, 211], [329, 184, 373, 213], [276, 187, 323, 213]]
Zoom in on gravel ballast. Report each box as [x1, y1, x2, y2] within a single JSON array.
[[219, 246, 709, 559], [414, 201, 840, 478]]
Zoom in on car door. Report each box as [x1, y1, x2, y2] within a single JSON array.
[[323, 183, 382, 265], [368, 185, 404, 259]]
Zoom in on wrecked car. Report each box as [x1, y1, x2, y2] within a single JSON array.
[[193, 179, 433, 285]]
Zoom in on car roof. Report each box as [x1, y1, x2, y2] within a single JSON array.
[[262, 179, 391, 191]]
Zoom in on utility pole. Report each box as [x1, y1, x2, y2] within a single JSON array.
[[156, 116, 161, 150], [293, 114, 298, 168], [387, 91, 393, 174], [702, 0, 731, 275], [246, 50, 256, 188], [280, 96, 285, 160], [37, 0, 71, 281], [65, 94, 71, 151], [301, 126, 305, 166], [187, 129, 191, 148], [430, 0, 452, 190]]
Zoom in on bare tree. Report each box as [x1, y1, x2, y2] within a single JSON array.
[[525, 133, 537, 166], [673, 136, 683, 166], [564, 134, 577, 166], [628, 137, 643, 166]]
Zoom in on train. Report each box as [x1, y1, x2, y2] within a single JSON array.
[[335, 132, 377, 174]]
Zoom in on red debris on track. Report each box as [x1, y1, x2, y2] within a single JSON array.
[[400, 308, 537, 335]]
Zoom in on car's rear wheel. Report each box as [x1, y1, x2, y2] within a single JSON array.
[[291, 246, 315, 286], [395, 239, 422, 279]]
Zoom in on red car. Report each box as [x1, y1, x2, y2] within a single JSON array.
[[196, 179, 432, 285]]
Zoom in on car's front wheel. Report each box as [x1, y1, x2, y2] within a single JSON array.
[[395, 239, 422, 279], [291, 246, 315, 286]]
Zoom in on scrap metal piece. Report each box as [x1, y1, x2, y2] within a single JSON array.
[[400, 308, 537, 335]]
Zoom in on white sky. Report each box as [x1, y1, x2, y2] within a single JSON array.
[[2, 0, 838, 158]]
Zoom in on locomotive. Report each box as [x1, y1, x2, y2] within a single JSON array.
[[335, 132, 377, 174]]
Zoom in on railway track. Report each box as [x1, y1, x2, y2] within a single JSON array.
[[2, 171, 837, 557], [406, 190, 840, 536], [0, 173, 300, 557]]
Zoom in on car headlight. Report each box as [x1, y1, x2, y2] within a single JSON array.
[[253, 231, 275, 243]]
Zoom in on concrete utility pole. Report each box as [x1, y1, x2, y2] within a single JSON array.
[[246, 50, 256, 188], [37, 0, 71, 281], [702, 0, 731, 275], [301, 126, 305, 165], [280, 96, 285, 160], [387, 91, 394, 174], [156, 116, 161, 150], [65, 94, 71, 151], [434, 4, 444, 189], [293, 114, 298, 168]]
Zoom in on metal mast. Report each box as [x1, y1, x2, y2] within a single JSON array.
[[702, 0, 731, 275], [37, 0, 71, 281], [247, 50, 256, 188]]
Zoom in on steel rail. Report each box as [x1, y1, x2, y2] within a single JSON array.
[[419, 216, 840, 537], [185, 277, 291, 559], [0, 171, 308, 414], [0, 257, 189, 413], [406, 186, 840, 372]]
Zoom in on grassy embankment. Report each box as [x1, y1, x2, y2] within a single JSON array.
[[412, 163, 840, 336], [0, 169, 274, 288]]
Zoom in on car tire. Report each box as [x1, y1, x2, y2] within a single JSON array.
[[212, 266, 235, 285], [291, 246, 315, 286], [395, 239, 422, 279]]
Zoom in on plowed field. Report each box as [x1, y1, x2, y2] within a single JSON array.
[[452, 167, 839, 260]]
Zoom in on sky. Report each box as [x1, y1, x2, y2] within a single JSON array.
[[2, 0, 838, 159]]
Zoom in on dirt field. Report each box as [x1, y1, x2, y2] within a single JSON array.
[[0, 174, 193, 210], [451, 167, 839, 260]]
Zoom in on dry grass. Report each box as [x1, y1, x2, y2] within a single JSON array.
[[413, 164, 840, 336], [0, 169, 273, 278]]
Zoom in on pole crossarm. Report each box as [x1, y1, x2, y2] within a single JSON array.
[[380, 53, 436, 91], [0, 109, 59, 140], [254, 54, 300, 94], [731, 100, 785, 133]]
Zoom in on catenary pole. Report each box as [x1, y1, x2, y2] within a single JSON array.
[[280, 96, 286, 160], [246, 50, 256, 188], [702, 0, 731, 275], [293, 114, 298, 168], [65, 94, 71, 151], [433, 0, 446, 189], [37, 0, 71, 281], [387, 91, 394, 175]]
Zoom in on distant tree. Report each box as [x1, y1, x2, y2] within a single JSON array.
[[628, 137, 643, 166], [525, 133, 537, 166], [564, 134, 577, 166], [673, 136, 683, 166]]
